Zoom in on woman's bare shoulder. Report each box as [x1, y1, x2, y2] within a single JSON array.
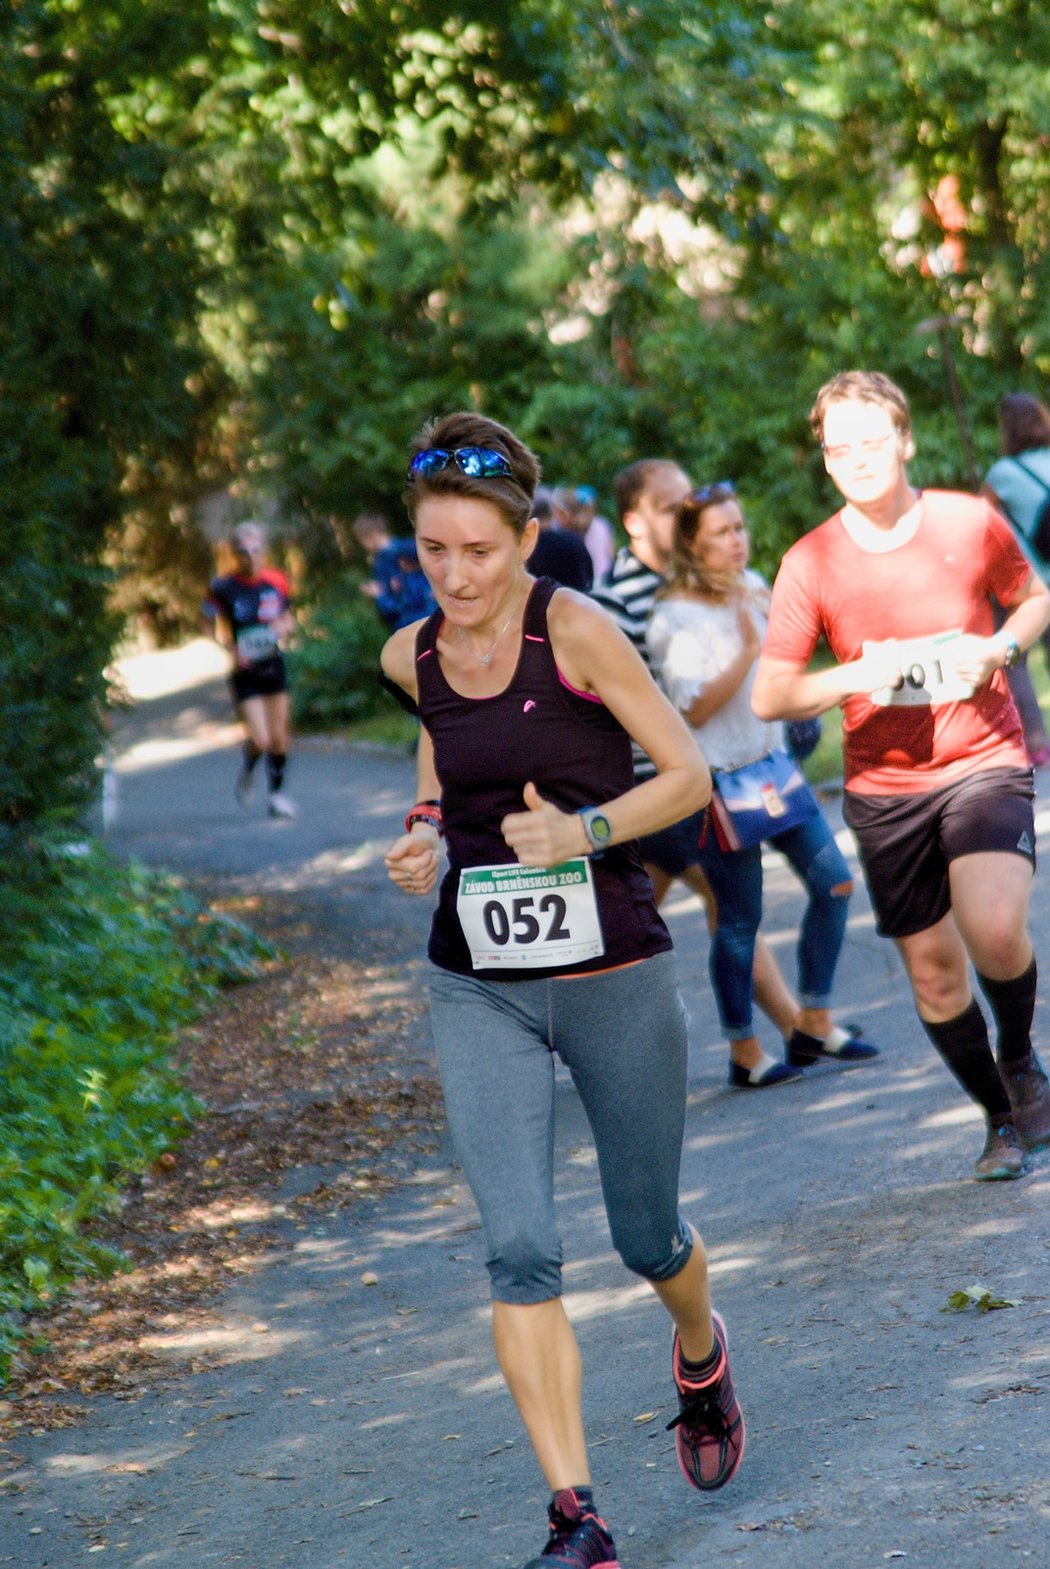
[[380, 623, 421, 694]]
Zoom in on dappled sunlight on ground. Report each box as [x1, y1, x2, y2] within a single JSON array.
[[114, 721, 243, 773], [109, 638, 229, 700], [137, 1323, 310, 1361], [44, 1444, 187, 1476], [562, 1280, 653, 1323], [923, 1101, 986, 1128]]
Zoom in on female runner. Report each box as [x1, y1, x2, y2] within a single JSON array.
[[381, 413, 745, 1569]]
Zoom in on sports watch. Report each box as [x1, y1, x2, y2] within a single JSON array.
[[574, 809, 615, 859], [577, 806, 614, 854], [997, 634, 1021, 669]]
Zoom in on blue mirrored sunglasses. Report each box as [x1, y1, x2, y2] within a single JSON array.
[[691, 480, 736, 504], [407, 446, 514, 481]]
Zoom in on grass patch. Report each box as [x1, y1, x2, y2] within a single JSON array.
[[343, 707, 419, 751], [0, 835, 271, 1378]]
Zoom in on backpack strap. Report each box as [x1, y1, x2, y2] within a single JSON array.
[[1010, 456, 1050, 496]]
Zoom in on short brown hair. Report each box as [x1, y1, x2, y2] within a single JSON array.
[[809, 371, 912, 443], [613, 459, 683, 521], [998, 392, 1050, 457], [403, 412, 540, 536]]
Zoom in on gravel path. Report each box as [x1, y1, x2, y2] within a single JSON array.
[[2, 644, 1048, 1569]]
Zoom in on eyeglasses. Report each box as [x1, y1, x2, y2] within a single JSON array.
[[407, 446, 514, 481], [821, 434, 896, 463], [691, 480, 736, 504]]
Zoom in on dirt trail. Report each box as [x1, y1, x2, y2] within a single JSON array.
[[2, 646, 1048, 1569]]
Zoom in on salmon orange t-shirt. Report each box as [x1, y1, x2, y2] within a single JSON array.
[[763, 491, 1029, 795]]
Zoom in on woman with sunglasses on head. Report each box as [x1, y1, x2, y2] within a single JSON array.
[[201, 520, 298, 818], [380, 413, 745, 1569], [647, 485, 879, 1088]]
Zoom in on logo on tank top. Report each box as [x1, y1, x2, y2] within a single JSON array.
[[523, 700, 537, 713]]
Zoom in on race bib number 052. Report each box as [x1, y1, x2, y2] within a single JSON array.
[[457, 859, 604, 970], [868, 629, 975, 708]]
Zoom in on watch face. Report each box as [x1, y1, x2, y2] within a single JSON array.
[[589, 811, 613, 843]]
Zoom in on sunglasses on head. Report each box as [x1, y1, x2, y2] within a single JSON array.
[[407, 446, 514, 481], [691, 480, 736, 505]]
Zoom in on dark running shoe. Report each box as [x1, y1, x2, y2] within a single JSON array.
[[786, 1023, 879, 1067], [727, 1058, 804, 1089], [1002, 1052, 1050, 1152], [521, 1490, 620, 1569], [973, 1119, 1025, 1181], [667, 1310, 745, 1491]]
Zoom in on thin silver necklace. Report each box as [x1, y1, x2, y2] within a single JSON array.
[[457, 583, 526, 666]]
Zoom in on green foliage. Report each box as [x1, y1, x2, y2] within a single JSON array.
[[0, 1, 218, 823], [8, 0, 1050, 812], [238, 203, 578, 522], [942, 1282, 1022, 1314], [0, 835, 271, 1378], [287, 575, 393, 730]]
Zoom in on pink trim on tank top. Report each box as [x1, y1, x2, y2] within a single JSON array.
[[557, 667, 604, 704], [524, 631, 603, 704], [421, 623, 603, 703]]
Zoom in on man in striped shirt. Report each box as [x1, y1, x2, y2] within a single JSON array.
[[592, 459, 697, 881]]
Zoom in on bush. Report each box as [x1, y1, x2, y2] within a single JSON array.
[[0, 835, 271, 1377], [287, 574, 393, 731]]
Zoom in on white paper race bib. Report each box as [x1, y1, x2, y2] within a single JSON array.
[[457, 859, 604, 970], [868, 629, 975, 707], [236, 625, 278, 662]]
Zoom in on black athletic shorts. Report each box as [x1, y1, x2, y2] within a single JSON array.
[[637, 810, 706, 877], [842, 766, 1036, 939], [230, 658, 288, 703]]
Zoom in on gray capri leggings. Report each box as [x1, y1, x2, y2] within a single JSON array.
[[426, 951, 694, 1305]]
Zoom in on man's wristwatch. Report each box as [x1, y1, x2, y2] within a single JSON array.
[[997, 634, 1021, 669], [577, 806, 614, 855]]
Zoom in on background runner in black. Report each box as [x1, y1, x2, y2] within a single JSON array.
[[201, 520, 298, 818]]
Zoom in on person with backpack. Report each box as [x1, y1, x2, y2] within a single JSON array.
[[982, 391, 1050, 767]]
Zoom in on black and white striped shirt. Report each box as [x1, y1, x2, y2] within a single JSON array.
[[590, 547, 665, 782]]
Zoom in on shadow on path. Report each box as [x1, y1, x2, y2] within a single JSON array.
[[3, 656, 1049, 1568]]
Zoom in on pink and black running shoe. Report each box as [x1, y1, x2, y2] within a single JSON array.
[[522, 1488, 621, 1568], [667, 1310, 746, 1491]]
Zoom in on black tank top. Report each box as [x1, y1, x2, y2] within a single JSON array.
[[416, 577, 672, 979]]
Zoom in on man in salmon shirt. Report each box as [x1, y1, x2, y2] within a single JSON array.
[[752, 370, 1050, 1180]]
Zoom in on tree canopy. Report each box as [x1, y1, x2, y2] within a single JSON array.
[[4, 0, 1050, 826]]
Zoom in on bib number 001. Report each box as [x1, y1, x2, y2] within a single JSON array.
[[457, 859, 604, 970], [868, 629, 975, 708]]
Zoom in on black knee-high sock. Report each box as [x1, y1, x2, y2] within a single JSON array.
[[977, 958, 1037, 1068], [266, 751, 286, 793], [920, 1000, 1011, 1121], [243, 740, 262, 772]]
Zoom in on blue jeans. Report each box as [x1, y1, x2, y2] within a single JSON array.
[[698, 809, 852, 1039]]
